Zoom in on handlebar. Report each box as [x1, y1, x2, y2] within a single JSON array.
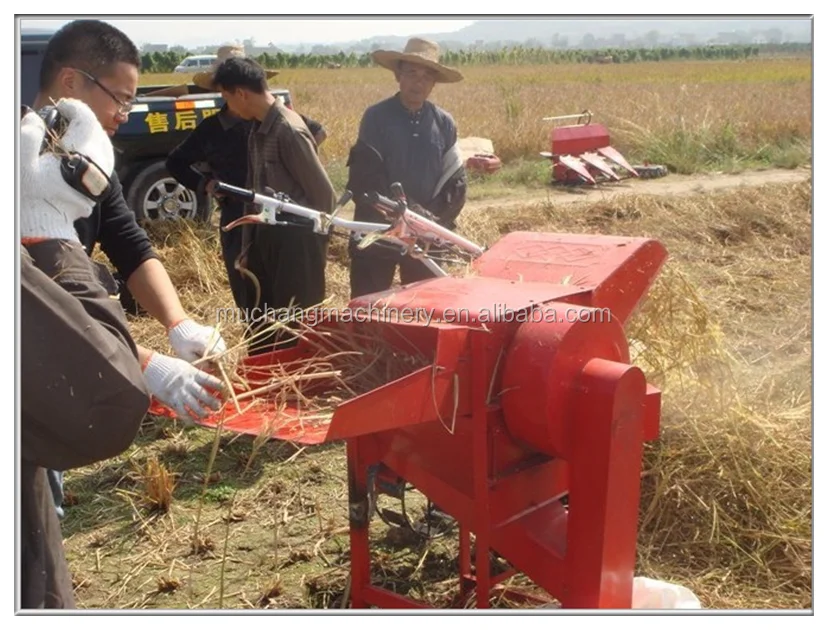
[[215, 179, 484, 277], [542, 109, 593, 125], [365, 190, 406, 219], [213, 181, 256, 203], [219, 183, 390, 236], [363, 188, 483, 257]]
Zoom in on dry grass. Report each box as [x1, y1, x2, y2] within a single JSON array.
[[144, 58, 812, 170], [132, 456, 177, 514]]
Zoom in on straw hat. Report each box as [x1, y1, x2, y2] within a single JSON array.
[[371, 37, 463, 83], [193, 44, 279, 90]]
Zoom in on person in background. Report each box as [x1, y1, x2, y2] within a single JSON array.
[[167, 44, 329, 311], [211, 56, 336, 355]]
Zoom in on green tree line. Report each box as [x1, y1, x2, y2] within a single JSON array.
[[140, 42, 812, 73]]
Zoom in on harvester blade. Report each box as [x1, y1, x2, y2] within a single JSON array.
[[597, 146, 639, 177], [580, 152, 621, 181], [558, 154, 596, 184]]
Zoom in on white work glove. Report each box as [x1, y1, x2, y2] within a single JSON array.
[[168, 318, 228, 363], [143, 352, 224, 423], [19, 98, 114, 242]]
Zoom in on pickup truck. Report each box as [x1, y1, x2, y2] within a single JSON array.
[[20, 27, 293, 224]]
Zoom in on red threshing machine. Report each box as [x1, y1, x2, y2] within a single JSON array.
[[541, 111, 663, 186], [150, 182, 669, 609]]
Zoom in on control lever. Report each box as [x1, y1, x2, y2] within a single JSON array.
[[366, 190, 406, 220], [329, 190, 354, 223], [336, 190, 354, 210], [385, 182, 439, 223], [390, 182, 406, 203]]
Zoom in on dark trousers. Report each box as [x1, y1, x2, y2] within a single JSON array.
[[243, 225, 328, 355], [220, 223, 248, 310], [219, 202, 247, 310], [349, 252, 437, 299]]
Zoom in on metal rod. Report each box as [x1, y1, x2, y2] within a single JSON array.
[[420, 256, 449, 277], [542, 111, 593, 124]]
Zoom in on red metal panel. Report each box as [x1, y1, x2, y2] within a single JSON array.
[[488, 457, 569, 526], [563, 358, 646, 608], [148, 397, 332, 444], [500, 314, 630, 458], [363, 586, 431, 609], [350, 274, 586, 326], [472, 232, 668, 325], [643, 384, 662, 441], [551, 123, 610, 156], [490, 499, 568, 595], [325, 325, 471, 440], [324, 365, 445, 441]]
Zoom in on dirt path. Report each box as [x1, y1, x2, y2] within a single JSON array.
[[468, 167, 811, 212]]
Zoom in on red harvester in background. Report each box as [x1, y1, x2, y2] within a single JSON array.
[[540, 110, 643, 185]]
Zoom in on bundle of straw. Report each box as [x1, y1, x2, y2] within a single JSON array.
[[203, 312, 433, 431]]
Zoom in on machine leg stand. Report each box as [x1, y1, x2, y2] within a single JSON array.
[[565, 358, 646, 609], [347, 439, 370, 609], [475, 532, 492, 609], [459, 526, 473, 602]]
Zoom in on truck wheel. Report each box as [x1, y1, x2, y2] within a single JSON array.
[[127, 160, 212, 224]]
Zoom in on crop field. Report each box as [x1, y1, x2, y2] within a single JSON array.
[[59, 57, 812, 611], [144, 57, 812, 173]]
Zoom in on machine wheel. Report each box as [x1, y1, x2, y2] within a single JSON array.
[[634, 164, 669, 179], [126, 160, 212, 224]]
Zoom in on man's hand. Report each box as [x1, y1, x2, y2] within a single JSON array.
[[142, 352, 224, 424], [168, 318, 228, 363], [20, 98, 114, 243]]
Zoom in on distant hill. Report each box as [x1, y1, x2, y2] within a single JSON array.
[[273, 18, 812, 55]]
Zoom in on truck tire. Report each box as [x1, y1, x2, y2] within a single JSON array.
[[126, 160, 213, 224]]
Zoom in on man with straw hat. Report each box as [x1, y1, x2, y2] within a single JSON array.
[[346, 37, 468, 298], [193, 45, 279, 90]]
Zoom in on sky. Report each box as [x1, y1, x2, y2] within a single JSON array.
[[19, 18, 477, 49]]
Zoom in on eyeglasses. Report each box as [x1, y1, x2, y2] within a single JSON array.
[[72, 68, 135, 116]]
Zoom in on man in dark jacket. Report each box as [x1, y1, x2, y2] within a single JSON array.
[[19, 100, 151, 609], [347, 38, 467, 299]]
